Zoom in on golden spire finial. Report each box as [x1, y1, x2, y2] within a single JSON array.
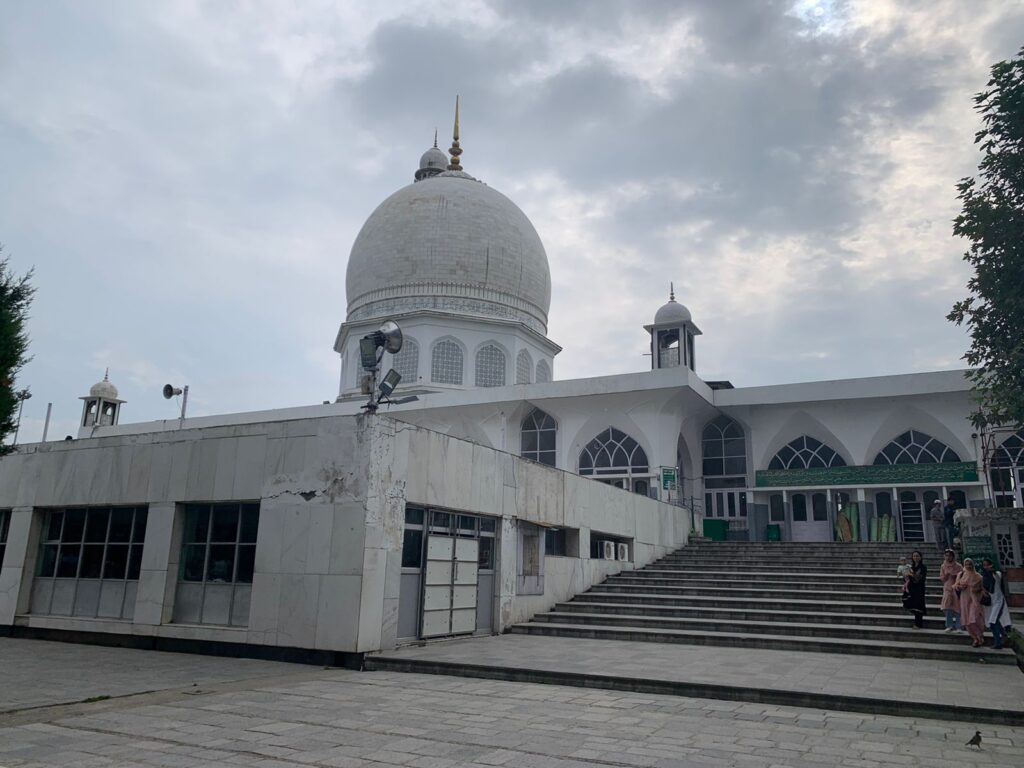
[[447, 95, 463, 171], [669, 282, 675, 301]]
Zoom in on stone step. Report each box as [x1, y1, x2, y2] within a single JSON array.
[[604, 574, 944, 595], [509, 622, 1015, 665], [636, 569, 933, 585], [574, 591, 949, 616], [657, 555, 943, 565], [532, 611, 974, 646], [555, 600, 955, 629], [595, 583, 943, 602]]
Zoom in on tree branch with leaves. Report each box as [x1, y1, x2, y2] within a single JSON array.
[[0, 246, 36, 455], [948, 47, 1024, 430]]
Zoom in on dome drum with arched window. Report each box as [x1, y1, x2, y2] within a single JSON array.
[[335, 115, 561, 400]]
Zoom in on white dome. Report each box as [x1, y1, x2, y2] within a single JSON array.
[[89, 371, 119, 400], [345, 171, 552, 333], [419, 147, 448, 172], [654, 298, 691, 325]]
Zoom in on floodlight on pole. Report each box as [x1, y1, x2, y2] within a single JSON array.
[[11, 388, 31, 446], [360, 320, 405, 413]]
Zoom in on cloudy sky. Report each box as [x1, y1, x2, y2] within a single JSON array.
[[2, 0, 1022, 442]]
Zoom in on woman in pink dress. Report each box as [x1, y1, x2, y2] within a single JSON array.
[[939, 549, 963, 632], [954, 558, 986, 647]]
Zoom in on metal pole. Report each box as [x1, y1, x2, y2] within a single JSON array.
[[180, 385, 189, 423], [41, 402, 52, 442], [12, 391, 30, 446]]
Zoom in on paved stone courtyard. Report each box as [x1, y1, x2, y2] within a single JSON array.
[[1, 639, 1022, 768]]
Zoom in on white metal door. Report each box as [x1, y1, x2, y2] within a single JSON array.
[[790, 492, 831, 542], [421, 535, 478, 638]]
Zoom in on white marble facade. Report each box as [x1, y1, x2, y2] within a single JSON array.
[[0, 413, 690, 654]]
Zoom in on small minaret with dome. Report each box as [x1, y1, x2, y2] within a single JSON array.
[[79, 369, 124, 432], [645, 284, 701, 372]]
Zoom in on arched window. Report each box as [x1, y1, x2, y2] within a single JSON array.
[[579, 428, 649, 476], [521, 408, 556, 466], [431, 339, 464, 385], [992, 430, 1024, 507], [516, 349, 532, 384], [702, 416, 746, 477], [769, 436, 846, 470], [873, 430, 961, 465], [392, 338, 419, 384], [536, 359, 551, 383], [475, 344, 506, 387]]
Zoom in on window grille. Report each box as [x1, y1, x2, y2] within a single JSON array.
[[521, 408, 557, 466], [475, 344, 506, 387], [536, 360, 551, 383], [873, 430, 961, 465], [431, 340, 464, 385], [769, 436, 846, 469], [516, 349, 532, 384], [578, 427, 649, 476], [392, 337, 419, 384]]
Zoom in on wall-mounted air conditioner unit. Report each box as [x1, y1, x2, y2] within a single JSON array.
[[601, 540, 615, 560], [617, 543, 629, 562]]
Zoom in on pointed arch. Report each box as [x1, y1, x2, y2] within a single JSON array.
[[873, 430, 962, 465], [863, 405, 970, 465], [521, 408, 556, 466], [430, 337, 465, 385], [702, 415, 746, 477], [758, 409, 855, 469], [578, 427, 649, 477], [994, 429, 1024, 467], [515, 349, 532, 384], [768, 436, 847, 470], [536, 359, 551, 383]]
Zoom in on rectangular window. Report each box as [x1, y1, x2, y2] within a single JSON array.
[[769, 494, 785, 522], [0, 509, 10, 567], [30, 506, 147, 620], [173, 502, 259, 627], [545, 528, 567, 557]]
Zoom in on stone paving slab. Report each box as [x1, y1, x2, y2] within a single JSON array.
[[370, 634, 1024, 723], [0, 638, 309, 712], [0, 642, 1021, 767]]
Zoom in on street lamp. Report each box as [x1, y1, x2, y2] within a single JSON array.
[[12, 388, 31, 446]]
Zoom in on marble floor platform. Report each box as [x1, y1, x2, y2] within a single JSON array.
[[369, 633, 1024, 724]]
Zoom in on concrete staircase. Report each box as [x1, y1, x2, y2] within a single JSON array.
[[511, 541, 1017, 664]]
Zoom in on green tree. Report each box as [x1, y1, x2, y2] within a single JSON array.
[[0, 246, 35, 454], [949, 47, 1024, 429]]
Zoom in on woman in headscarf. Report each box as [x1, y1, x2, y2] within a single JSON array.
[[954, 558, 986, 647], [939, 549, 963, 632], [902, 550, 928, 628], [981, 557, 1012, 650]]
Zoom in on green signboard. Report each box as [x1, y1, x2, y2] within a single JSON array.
[[661, 467, 677, 490], [755, 462, 979, 488], [961, 535, 999, 569]]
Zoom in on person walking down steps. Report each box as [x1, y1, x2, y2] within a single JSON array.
[[939, 549, 963, 632], [902, 550, 928, 629], [981, 557, 1012, 650], [954, 558, 986, 647]]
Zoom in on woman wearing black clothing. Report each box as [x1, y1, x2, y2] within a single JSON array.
[[903, 550, 928, 628]]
